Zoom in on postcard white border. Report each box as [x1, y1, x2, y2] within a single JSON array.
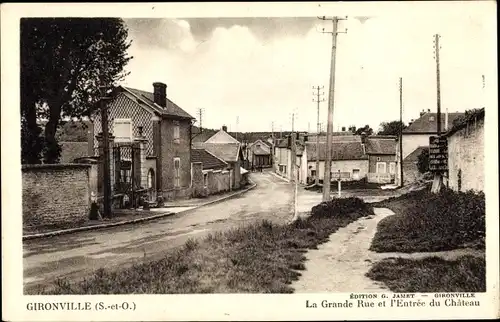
[[1, 2, 499, 321]]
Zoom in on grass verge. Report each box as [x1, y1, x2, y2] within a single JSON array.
[[366, 255, 485, 292], [35, 198, 373, 294], [370, 189, 485, 253]]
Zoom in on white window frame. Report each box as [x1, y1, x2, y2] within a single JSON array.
[[376, 162, 387, 174], [352, 169, 361, 180], [174, 157, 181, 187], [173, 120, 180, 143], [389, 162, 396, 174], [113, 118, 133, 143]]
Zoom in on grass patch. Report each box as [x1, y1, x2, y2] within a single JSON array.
[[366, 255, 485, 292], [36, 198, 373, 294], [371, 189, 485, 253]]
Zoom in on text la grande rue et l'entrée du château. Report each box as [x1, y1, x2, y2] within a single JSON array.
[[306, 293, 479, 309]]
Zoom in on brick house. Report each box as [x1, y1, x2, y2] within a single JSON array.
[[193, 126, 244, 189], [364, 136, 397, 183], [91, 82, 195, 202], [396, 109, 464, 186], [445, 108, 484, 192]]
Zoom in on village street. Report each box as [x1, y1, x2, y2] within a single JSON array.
[[23, 171, 294, 293]]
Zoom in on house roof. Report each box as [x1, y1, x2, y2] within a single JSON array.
[[205, 129, 241, 144], [403, 112, 465, 134], [305, 141, 368, 161], [364, 137, 397, 155], [404, 146, 428, 162], [203, 142, 241, 163], [250, 140, 271, 156], [121, 86, 194, 120], [191, 148, 228, 170], [307, 134, 361, 143]]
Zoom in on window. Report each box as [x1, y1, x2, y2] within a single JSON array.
[[173, 125, 180, 140], [147, 169, 155, 189], [376, 162, 387, 173], [113, 118, 133, 142], [429, 116, 435, 121], [352, 169, 360, 180], [174, 157, 180, 187], [173, 120, 180, 143], [389, 162, 396, 174], [311, 170, 317, 177], [377, 157, 381, 161], [203, 173, 208, 187]]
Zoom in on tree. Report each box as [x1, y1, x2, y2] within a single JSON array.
[[378, 120, 407, 136], [354, 124, 374, 136], [417, 148, 430, 174], [20, 18, 132, 163]]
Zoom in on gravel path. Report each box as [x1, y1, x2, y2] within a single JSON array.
[[292, 208, 393, 293]]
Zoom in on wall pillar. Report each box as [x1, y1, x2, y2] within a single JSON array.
[[134, 133, 148, 189], [96, 133, 115, 195], [191, 162, 204, 197]]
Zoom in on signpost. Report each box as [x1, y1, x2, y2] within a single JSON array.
[[429, 136, 448, 172], [331, 170, 349, 197]]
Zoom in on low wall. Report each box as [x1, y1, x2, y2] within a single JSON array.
[[22, 164, 94, 230], [367, 172, 394, 184]]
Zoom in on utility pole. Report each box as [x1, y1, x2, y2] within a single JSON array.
[[235, 116, 239, 141], [198, 108, 204, 133], [399, 77, 404, 187], [432, 34, 443, 193], [100, 84, 112, 219], [313, 85, 325, 186], [291, 112, 296, 182], [318, 16, 347, 202]]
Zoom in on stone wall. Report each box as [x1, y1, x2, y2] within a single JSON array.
[[447, 118, 484, 192], [22, 164, 93, 230]]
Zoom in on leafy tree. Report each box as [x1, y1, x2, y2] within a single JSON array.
[[20, 18, 132, 163], [417, 148, 430, 173], [354, 124, 374, 136], [378, 120, 407, 136]]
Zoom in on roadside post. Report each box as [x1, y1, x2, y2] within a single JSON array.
[[337, 170, 342, 198]]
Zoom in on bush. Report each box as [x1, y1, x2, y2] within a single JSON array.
[[371, 188, 485, 252], [310, 197, 370, 219]]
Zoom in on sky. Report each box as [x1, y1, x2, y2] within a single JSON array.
[[120, 3, 495, 133]]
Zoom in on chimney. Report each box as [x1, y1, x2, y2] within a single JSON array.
[[222, 125, 228, 132], [427, 109, 431, 112], [341, 126, 346, 132], [153, 82, 167, 108], [419, 109, 426, 117]]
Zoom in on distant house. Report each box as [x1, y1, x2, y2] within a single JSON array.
[[445, 108, 484, 192], [397, 109, 465, 185], [402, 146, 429, 185], [303, 138, 369, 184], [91, 82, 195, 202], [248, 139, 272, 168], [364, 136, 397, 183], [194, 126, 245, 189]]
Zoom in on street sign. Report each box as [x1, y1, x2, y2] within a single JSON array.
[[429, 136, 448, 171]]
